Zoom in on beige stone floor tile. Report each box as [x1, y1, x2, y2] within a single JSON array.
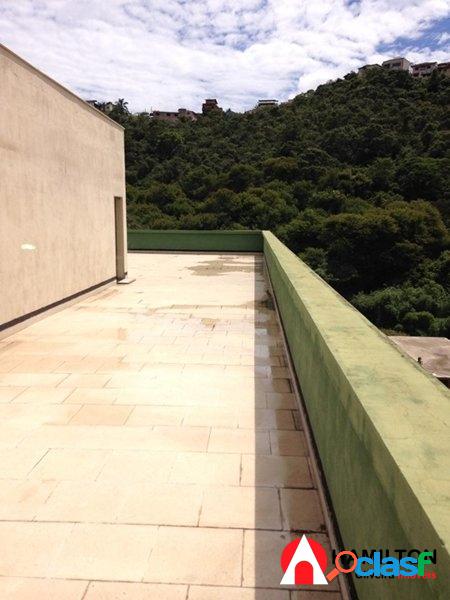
[[188, 586, 289, 599], [49, 523, 157, 580], [99, 450, 175, 483], [201, 354, 235, 366], [111, 343, 153, 357], [239, 355, 282, 367], [217, 389, 266, 408], [0, 387, 27, 402], [21, 424, 209, 452], [105, 372, 157, 389], [110, 386, 191, 406], [12, 386, 73, 404], [269, 367, 291, 379], [58, 373, 111, 388], [144, 526, 242, 585], [139, 363, 186, 377], [118, 482, 203, 525], [64, 388, 120, 404], [242, 530, 339, 591], [28, 448, 109, 480], [208, 428, 270, 454], [0, 358, 24, 373], [255, 379, 291, 393], [270, 431, 308, 456], [0, 521, 73, 577], [36, 480, 125, 522], [53, 357, 107, 373], [183, 406, 239, 428], [0, 447, 48, 478], [19, 424, 112, 449], [95, 358, 144, 373], [126, 405, 184, 426], [238, 409, 295, 430], [182, 364, 227, 378], [0, 404, 80, 426], [0, 577, 87, 600], [69, 404, 132, 426], [241, 455, 312, 488], [0, 421, 32, 448], [280, 489, 325, 532], [150, 425, 210, 452], [0, 479, 56, 519], [85, 582, 187, 600], [225, 365, 285, 379], [200, 485, 281, 530], [254, 346, 279, 359], [0, 373, 68, 387], [10, 357, 65, 373], [170, 452, 241, 485]]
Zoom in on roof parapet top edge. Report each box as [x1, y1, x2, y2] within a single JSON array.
[[0, 43, 124, 132]]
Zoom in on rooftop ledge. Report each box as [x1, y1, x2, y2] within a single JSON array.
[[129, 229, 449, 600]]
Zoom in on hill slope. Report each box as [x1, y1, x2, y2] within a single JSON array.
[[109, 68, 450, 336]]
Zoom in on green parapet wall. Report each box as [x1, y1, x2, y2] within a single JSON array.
[[262, 231, 449, 600], [128, 229, 263, 252]]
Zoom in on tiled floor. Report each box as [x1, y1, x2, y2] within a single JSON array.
[[0, 253, 342, 599]]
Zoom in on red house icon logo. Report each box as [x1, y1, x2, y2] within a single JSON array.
[[280, 535, 328, 585]]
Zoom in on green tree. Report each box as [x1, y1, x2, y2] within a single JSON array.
[[226, 164, 261, 192], [156, 130, 184, 159], [396, 156, 444, 201], [263, 157, 299, 182]]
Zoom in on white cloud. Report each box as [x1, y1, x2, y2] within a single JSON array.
[[0, 0, 449, 111]]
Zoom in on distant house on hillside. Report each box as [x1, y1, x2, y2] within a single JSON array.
[[382, 57, 412, 72], [151, 108, 198, 122], [86, 100, 115, 113], [178, 108, 198, 121], [357, 64, 381, 77], [202, 98, 222, 115], [412, 62, 438, 77], [150, 110, 178, 122], [359, 56, 450, 78], [256, 99, 278, 108], [437, 62, 450, 76]]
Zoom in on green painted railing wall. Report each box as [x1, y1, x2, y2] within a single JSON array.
[[263, 231, 449, 600], [128, 229, 263, 252]]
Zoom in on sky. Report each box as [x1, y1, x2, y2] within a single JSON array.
[[1, 0, 449, 112]]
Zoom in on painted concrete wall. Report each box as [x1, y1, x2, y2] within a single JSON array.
[[263, 231, 449, 600], [128, 230, 263, 252], [0, 44, 126, 329]]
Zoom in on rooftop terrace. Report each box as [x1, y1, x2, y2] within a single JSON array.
[[0, 251, 342, 599], [0, 231, 448, 600]]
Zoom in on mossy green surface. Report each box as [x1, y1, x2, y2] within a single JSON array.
[[263, 231, 449, 600], [128, 230, 263, 252]]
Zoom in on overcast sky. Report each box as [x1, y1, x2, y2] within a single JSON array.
[[1, 0, 449, 112]]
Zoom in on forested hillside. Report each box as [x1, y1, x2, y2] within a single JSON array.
[[108, 68, 450, 336]]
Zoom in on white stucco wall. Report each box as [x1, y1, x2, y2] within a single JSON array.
[[0, 45, 126, 328]]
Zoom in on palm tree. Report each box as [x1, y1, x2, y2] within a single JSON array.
[[116, 98, 129, 114]]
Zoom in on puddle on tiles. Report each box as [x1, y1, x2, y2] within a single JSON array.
[[187, 257, 256, 276]]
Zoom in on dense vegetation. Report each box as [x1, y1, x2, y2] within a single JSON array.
[[107, 69, 450, 336]]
